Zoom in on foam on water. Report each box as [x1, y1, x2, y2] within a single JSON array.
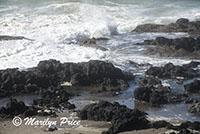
[[1, 0, 200, 123], [0, 0, 200, 70]]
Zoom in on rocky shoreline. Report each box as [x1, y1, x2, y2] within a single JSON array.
[[0, 59, 200, 134], [133, 18, 200, 35], [133, 18, 200, 58], [1, 17, 200, 134], [0, 59, 133, 99]]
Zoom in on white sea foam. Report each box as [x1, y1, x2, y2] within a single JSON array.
[[0, 0, 200, 70]]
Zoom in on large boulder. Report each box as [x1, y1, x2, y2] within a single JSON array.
[[76, 38, 108, 51], [184, 80, 200, 93], [78, 101, 150, 134], [0, 99, 35, 118], [134, 79, 189, 107], [136, 77, 161, 87], [188, 102, 200, 115], [32, 86, 75, 109]]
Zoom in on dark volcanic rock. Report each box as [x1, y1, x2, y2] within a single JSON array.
[[0, 99, 59, 118], [0, 60, 133, 98], [76, 38, 108, 51], [134, 84, 187, 107], [0, 35, 34, 41], [32, 86, 75, 109], [184, 80, 200, 93], [134, 87, 152, 102], [188, 102, 200, 115], [0, 99, 35, 118], [133, 24, 165, 33], [162, 121, 200, 134], [133, 18, 200, 35], [137, 36, 200, 58], [150, 120, 173, 129], [78, 101, 200, 134], [136, 77, 161, 87], [78, 101, 150, 134], [174, 121, 200, 132], [145, 62, 199, 79], [134, 76, 191, 107]]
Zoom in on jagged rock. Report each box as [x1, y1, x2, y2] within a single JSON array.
[[136, 77, 161, 87], [133, 18, 200, 35], [134, 83, 188, 107], [0, 99, 58, 118], [78, 101, 150, 134], [188, 102, 200, 115], [32, 86, 74, 109], [0, 60, 134, 98], [150, 120, 173, 129], [0, 35, 34, 41], [145, 62, 198, 79], [76, 38, 108, 51], [133, 24, 165, 33], [184, 80, 200, 93], [137, 36, 200, 58], [0, 99, 33, 118]]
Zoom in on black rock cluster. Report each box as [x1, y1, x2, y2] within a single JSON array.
[[134, 77, 190, 107], [0, 59, 133, 98], [78, 101, 150, 134], [145, 62, 200, 79], [133, 18, 200, 34]]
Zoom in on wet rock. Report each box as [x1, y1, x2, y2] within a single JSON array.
[[134, 87, 152, 102], [138, 36, 200, 58], [188, 102, 200, 115], [184, 80, 200, 93], [0, 60, 133, 98], [0, 99, 58, 118], [150, 120, 173, 129], [176, 121, 200, 132], [0, 35, 34, 41], [32, 86, 74, 109], [134, 83, 188, 107], [78, 101, 150, 134], [47, 126, 58, 132], [133, 24, 165, 33], [133, 18, 200, 35], [76, 38, 108, 51], [136, 77, 161, 87], [0, 99, 33, 118], [163, 121, 200, 134], [145, 62, 198, 79], [128, 61, 152, 68]]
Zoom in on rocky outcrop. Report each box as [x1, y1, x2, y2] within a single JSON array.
[[133, 18, 200, 35], [169, 121, 200, 133], [32, 86, 75, 109], [0, 99, 57, 118], [0, 60, 134, 98], [74, 38, 108, 51], [78, 101, 200, 133], [137, 36, 200, 57], [134, 83, 189, 107], [0, 35, 34, 41], [188, 102, 200, 115], [184, 80, 200, 93], [145, 62, 199, 79], [136, 77, 161, 87], [78, 101, 150, 134]]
